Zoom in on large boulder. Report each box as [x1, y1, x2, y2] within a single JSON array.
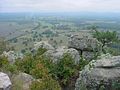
[[68, 35, 102, 60], [68, 35, 102, 52], [44, 46, 80, 64], [12, 73, 34, 90], [34, 41, 54, 50], [0, 72, 12, 90], [75, 55, 120, 90]]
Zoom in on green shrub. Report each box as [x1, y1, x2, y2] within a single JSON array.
[[15, 50, 78, 88], [0, 56, 9, 69], [78, 56, 89, 71], [3, 64, 18, 74], [112, 81, 120, 90], [30, 62, 49, 79], [0, 56, 18, 74], [15, 54, 35, 74], [49, 53, 76, 86], [30, 77, 61, 90], [106, 47, 120, 56], [36, 48, 47, 56]]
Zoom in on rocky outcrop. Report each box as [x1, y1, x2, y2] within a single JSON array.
[[12, 73, 34, 90], [68, 35, 102, 60], [34, 41, 54, 50], [44, 46, 80, 64], [75, 55, 120, 90], [0, 72, 12, 90]]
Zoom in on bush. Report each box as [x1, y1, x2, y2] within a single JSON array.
[[48, 53, 76, 86], [30, 77, 61, 90], [0, 56, 18, 74], [112, 81, 120, 90], [15, 50, 78, 88], [36, 48, 47, 56], [31, 62, 49, 79], [34, 53, 77, 86], [78, 56, 89, 71], [4, 64, 18, 74], [106, 47, 120, 56], [0, 56, 9, 68], [15, 54, 35, 74]]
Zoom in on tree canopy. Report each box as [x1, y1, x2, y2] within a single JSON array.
[[93, 30, 119, 48]]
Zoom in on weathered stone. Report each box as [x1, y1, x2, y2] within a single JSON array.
[[82, 51, 95, 60], [44, 47, 80, 64], [0, 72, 12, 90], [68, 35, 102, 52], [75, 55, 120, 90], [68, 35, 102, 60]]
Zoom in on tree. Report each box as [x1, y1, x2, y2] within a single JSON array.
[[93, 30, 118, 49]]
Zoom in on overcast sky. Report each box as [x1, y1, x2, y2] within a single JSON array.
[[0, 0, 120, 12]]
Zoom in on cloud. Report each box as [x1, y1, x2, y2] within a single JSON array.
[[0, 0, 120, 12]]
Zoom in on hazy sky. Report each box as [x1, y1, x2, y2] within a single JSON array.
[[0, 0, 120, 12]]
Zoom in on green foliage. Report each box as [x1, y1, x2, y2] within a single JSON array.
[[15, 48, 47, 77], [106, 47, 120, 56], [14, 49, 79, 88], [50, 53, 76, 86], [30, 78, 61, 90], [31, 62, 49, 79], [78, 56, 89, 70], [15, 54, 61, 90], [112, 81, 120, 90], [36, 48, 47, 56], [15, 54, 35, 74], [93, 30, 118, 48], [34, 53, 77, 86], [4, 64, 18, 74], [0, 56, 18, 74], [0, 56, 9, 69], [30, 59, 61, 90]]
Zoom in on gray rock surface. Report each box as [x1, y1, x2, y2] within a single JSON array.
[[75, 55, 120, 90], [68, 35, 102, 60], [68, 35, 102, 51], [0, 72, 12, 90], [82, 51, 95, 61], [44, 46, 80, 64]]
